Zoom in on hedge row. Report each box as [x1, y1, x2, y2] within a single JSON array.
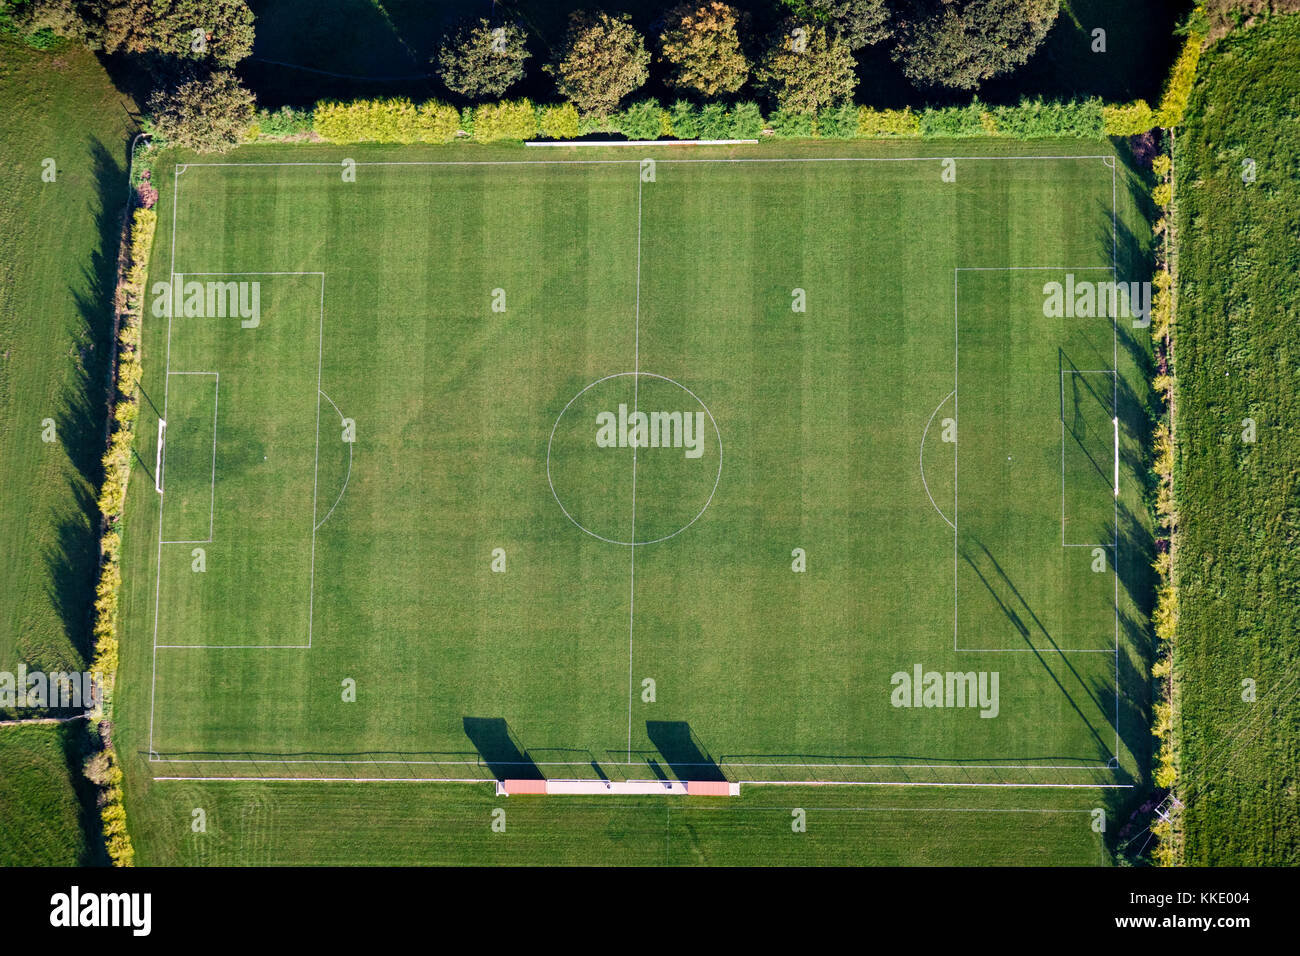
[[1156, 33, 1204, 128], [1146, 148, 1178, 866], [89, 204, 157, 868], [289, 95, 1167, 145]]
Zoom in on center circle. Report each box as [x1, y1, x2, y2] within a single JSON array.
[[547, 372, 722, 546]]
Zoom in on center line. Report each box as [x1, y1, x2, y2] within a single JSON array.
[[628, 173, 643, 764]]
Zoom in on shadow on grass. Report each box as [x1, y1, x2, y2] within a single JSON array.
[[462, 716, 542, 779], [646, 720, 726, 782]]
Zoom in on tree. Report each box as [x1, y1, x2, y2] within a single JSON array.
[[755, 20, 857, 113], [101, 0, 157, 55], [779, 0, 891, 50], [547, 11, 650, 116], [149, 69, 254, 152], [891, 0, 1060, 91], [150, 0, 256, 67], [436, 18, 530, 100], [11, 0, 102, 45], [659, 2, 750, 97]]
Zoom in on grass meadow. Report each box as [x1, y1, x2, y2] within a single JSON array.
[[1173, 14, 1300, 865], [0, 36, 135, 866]]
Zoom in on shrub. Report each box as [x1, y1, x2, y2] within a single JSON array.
[[727, 101, 764, 139], [1157, 33, 1203, 127], [696, 101, 730, 139], [857, 106, 921, 137], [919, 101, 987, 137], [1102, 100, 1156, 136], [148, 70, 255, 153], [618, 99, 664, 140], [990, 97, 1105, 138], [83, 751, 114, 787], [768, 109, 814, 138], [254, 105, 315, 139], [816, 102, 858, 138], [538, 102, 580, 140], [471, 99, 537, 141], [415, 101, 461, 143], [314, 98, 420, 144], [668, 99, 701, 139]]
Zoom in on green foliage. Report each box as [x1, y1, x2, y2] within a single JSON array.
[[660, 99, 763, 139], [547, 10, 650, 117], [148, 68, 254, 153], [756, 20, 857, 113], [416, 101, 461, 143], [150, 0, 257, 68], [891, 0, 1060, 91], [471, 98, 537, 142], [918, 101, 987, 137], [252, 105, 313, 139], [435, 18, 529, 101], [313, 98, 460, 145], [668, 98, 701, 139], [1102, 100, 1156, 136], [617, 99, 664, 140], [768, 108, 814, 138], [314, 97, 420, 144], [538, 102, 580, 140], [815, 101, 858, 138], [857, 106, 920, 136], [779, 0, 892, 50], [660, 1, 750, 97], [989, 97, 1105, 138], [5, 0, 96, 48], [696, 101, 730, 138], [1157, 33, 1203, 127], [727, 101, 764, 139]]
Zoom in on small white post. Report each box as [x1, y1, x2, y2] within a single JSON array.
[[1112, 416, 1119, 496], [155, 419, 166, 494]]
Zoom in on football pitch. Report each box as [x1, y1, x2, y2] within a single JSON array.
[[127, 142, 1151, 799]]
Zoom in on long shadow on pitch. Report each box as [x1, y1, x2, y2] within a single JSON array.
[[646, 721, 726, 782], [463, 717, 542, 780]]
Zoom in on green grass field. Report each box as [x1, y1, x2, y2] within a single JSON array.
[[0, 36, 133, 680], [0, 723, 96, 865], [0, 35, 134, 868], [117, 139, 1153, 864], [1174, 14, 1300, 865]]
